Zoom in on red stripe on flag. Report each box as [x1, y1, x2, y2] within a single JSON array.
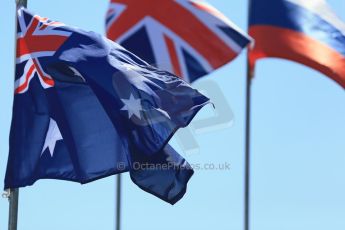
[[249, 25, 345, 89], [164, 35, 182, 78], [33, 59, 54, 87], [15, 64, 35, 94], [107, 0, 237, 69], [16, 35, 68, 58], [16, 16, 68, 58], [189, 1, 225, 21]]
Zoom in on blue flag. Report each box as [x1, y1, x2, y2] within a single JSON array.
[[5, 8, 210, 204]]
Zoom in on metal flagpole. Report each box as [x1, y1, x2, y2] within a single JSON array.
[[7, 1, 28, 230], [16, 0, 27, 7], [244, 2, 253, 230], [116, 174, 122, 230], [7, 189, 19, 230], [243, 1, 255, 230], [244, 58, 252, 230]]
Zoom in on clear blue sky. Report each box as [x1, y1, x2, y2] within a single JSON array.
[[1, 1, 345, 230]]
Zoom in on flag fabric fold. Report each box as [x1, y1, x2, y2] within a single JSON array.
[[106, 0, 252, 82], [249, 0, 345, 88], [129, 144, 194, 204], [5, 8, 210, 204]]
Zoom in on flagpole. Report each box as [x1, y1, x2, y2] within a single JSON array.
[[116, 174, 122, 230], [8, 1, 27, 229], [16, 0, 27, 7], [7, 189, 19, 230], [244, 57, 252, 230], [244, 1, 253, 230]]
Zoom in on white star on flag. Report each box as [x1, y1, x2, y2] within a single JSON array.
[[41, 118, 63, 157], [121, 94, 143, 119]]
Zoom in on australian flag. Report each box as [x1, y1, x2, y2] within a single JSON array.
[[4, 8, 210, 204]]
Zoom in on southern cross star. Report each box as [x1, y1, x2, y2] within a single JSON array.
[[41, 118, 63, 157], [121, 94, 143, 119]]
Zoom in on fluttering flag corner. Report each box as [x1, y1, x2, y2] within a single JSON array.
[[106, 0, 252, 82], [249, 0, 345, 88], [5, 7, 211, 204]]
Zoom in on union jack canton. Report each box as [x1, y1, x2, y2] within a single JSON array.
[[106, 0, 252, 82], [15, 10, 71, 94]]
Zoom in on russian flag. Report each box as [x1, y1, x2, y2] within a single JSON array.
[[249, 0, 345, 88]]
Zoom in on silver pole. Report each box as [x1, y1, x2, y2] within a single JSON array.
[[8, 1, 27, 230], [8, 189, 19, 230], [16, 0, 27, 6], [244, 59, 252, 230], [116, 175, 122, 230], [244, 2, 253, 230]]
